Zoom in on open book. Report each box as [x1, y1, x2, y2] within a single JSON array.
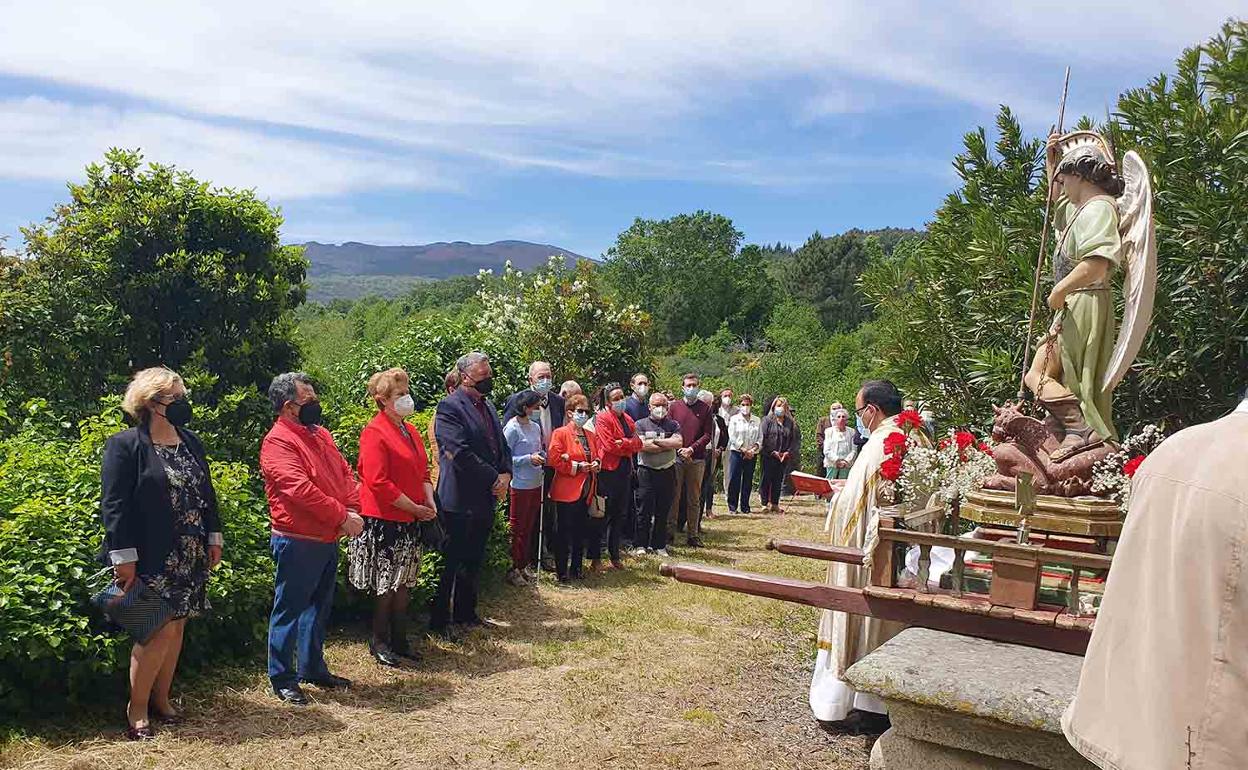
[[788, 470, 839, 498]]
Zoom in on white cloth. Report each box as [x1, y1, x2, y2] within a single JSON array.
[[822, 426, 857, 468], [538, 401, 553, 448], [810, 415, 907, 722], [1062, 411, 1248, 769], [727, 413, 761, 452]]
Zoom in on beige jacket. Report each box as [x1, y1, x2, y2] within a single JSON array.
[[1062, 404, 1248, 769]]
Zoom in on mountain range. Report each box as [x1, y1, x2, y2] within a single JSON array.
[[302, 240, 585, 280]]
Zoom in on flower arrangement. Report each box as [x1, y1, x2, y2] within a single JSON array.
[[1091, 423, 1166, 514], [882, 410, 997, 514]]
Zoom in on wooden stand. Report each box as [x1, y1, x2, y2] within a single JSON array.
[[961, 489, 1123, 540]]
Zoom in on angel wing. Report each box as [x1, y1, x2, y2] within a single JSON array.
[[1101, 150, 1158, 393]]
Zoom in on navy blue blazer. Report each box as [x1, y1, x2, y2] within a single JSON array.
[[501, 389, 565, 431], [435, 388, 512, 514]]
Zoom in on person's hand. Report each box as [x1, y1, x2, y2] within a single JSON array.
[[1047, 286, 1066, 311], [208, 545, 223, 569], [677, 447, 693, 461], [413, 504, 438, 522], [113, 562, 137, 592], [529, 453, 545, 467], [589, 460, 601, 472], [561, 453, 570, 462], [342, 511, 365, 538], [614, 439, 624, 448]]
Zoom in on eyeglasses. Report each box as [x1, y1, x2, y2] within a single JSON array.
[[854, 404, 873, 416]]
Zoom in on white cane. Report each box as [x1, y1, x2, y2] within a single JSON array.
[[535, 464, 546, 588]]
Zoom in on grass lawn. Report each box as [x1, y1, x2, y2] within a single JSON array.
[[3, 497, 873, 769]]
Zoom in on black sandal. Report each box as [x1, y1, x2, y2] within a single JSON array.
[[125, 723, 156, 741]]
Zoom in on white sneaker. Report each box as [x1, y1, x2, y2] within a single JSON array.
[[653, 548, 670, 558], [630, 547, 649, 557]]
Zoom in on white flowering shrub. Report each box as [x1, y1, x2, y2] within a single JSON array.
[[475, 256, 650, 389], [892, 425, 997, 516]]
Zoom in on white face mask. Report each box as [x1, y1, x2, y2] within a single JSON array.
[[741, 405, 751, 416], [651, 406, 667, 420], [573, 411, 591, 427], [393, 394, 415, 417], [721, 396, 731, 407], [634, 384, 649, 398]]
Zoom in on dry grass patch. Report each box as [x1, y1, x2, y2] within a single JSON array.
[[3, 498, 871, 770]]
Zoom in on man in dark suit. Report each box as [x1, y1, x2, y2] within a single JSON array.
[[432, 352, 511, 634], [501, 360, 564, 575]]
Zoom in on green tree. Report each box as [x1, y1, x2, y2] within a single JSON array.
[[781, 230, 875, 331], [6, 149, 306, 421], [602, 211, 776, 346]]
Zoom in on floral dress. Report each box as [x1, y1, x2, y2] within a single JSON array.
[[145, 443, 212, 618], [348, 425, 424, 595]]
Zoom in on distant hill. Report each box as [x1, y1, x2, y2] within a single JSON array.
[[301, 240, 585, 280]]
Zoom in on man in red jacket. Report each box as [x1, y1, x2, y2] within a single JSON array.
[[260, 372, 363, 706]]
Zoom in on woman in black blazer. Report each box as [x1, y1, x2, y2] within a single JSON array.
[[100, 367, 222, 740]]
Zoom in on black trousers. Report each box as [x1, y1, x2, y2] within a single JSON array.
[[726, 451, 756, 513], [430, 505, 495, 629], [635, 465, 675, 550], [759, 455, 786, 507], [589, 466, 630, 562], [554, 500, 589, 579]]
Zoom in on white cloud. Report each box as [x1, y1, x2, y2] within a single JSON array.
[[0, 0, 1240, 196]]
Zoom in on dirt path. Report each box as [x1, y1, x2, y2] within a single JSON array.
[[5, 498, 872, 769]]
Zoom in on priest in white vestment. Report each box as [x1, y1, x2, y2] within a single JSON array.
[[810, 380, 908, 726], [1062, 393, 1248, 769]]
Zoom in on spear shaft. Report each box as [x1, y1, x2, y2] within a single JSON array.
[[1017, 67, 1071, 400]]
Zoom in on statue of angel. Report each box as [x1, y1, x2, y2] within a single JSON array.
[[1021, 130, 1157, 463]]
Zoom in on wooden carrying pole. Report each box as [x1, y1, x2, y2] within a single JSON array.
[[1017, 67, 1072, 400]]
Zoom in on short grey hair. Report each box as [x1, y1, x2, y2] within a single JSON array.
[[268, 372, 314, 413], [456, 351, 489, 376]]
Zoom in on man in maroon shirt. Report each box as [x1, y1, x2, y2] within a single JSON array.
[[666, 372, 713, 547]]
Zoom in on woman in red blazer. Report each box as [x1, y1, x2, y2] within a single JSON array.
[[590, 383, 643, 571], [547, 394, 601, 583], [349, 368, 438, 667]]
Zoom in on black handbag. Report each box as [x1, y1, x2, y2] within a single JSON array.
[[89, 569, 175, 644], [419, 514, 448, 550]]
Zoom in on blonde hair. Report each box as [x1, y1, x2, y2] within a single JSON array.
[[122, 367, 185, 421], [367, 367, 410, 409]]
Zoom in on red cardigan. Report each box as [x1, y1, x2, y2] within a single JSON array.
[[260, 417, 360, 542], [548, 423, 601, 503], [594, 408, 642, 471], [358, 411, 430, 523]]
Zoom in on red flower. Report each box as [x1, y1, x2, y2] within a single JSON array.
[[897, 409, 924, 431], [883, 432, 909, 457], [977, 441, 994, 457], [1123, 455, 1146, 478], [938, 438, 951, 450], [954, 431, 975, 451], [880, 455, 904, 481]]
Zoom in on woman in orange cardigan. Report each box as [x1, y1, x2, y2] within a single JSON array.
[[591, 383, 643, 572], [547, 394, 600, 583]]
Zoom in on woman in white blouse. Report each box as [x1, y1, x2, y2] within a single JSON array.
[[822, 408, 858, 480], [725, 394, 762, 514]]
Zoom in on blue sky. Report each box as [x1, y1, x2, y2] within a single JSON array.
[[0, 1, 1240, 259]]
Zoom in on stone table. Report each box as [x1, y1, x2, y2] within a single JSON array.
[[844, 627, 1097, 770]]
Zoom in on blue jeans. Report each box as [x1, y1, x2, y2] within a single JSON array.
[[268, 535, 338, 689], [726, 450, 756, 513]]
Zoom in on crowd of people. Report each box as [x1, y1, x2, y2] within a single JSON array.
[[99, 354, 882, 739]]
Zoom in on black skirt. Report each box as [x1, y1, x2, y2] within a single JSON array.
[[347, 517, 423, 595]]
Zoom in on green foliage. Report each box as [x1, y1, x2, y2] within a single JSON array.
[[780, 231, 876, 331], [602, 212, 777, 346], [306, 274, 429, 303], [3, 149, 306, 425], [862, 21, 1248, 430], [478, 258, 651, 390]]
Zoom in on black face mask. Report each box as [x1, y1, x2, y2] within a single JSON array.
[[163, 398, 193, 427], [473, 376, 495, 396], [297, 400, 323, 427]]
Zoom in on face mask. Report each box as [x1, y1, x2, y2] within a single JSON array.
[[162, 397, 193, 427], [774, 406, 785, 416], [856, 413, 870, 436], [683, 386, 698, 401], [473, 376, 494, 395], [634, 385, 649, 398], [721, 396, 731, 407], [741, 405, 751, 416], [573, 411, 590, 427], [611, 400, 626, 414], [534, 377, 553, 394], [651, 406, 667, 420], [393, 394, 415, 417], [298, 400, 323, 427], [525, 409, 539, 421]]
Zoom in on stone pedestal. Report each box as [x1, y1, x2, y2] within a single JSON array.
[[844, 628, 1096, 770]]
